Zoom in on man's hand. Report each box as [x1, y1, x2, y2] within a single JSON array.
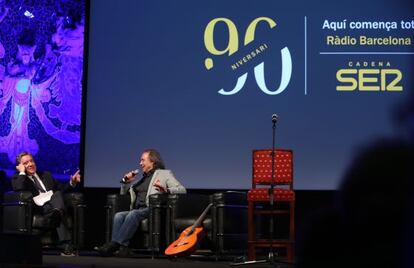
[[70, 170, 81, 184], [122, 171, 137, 183], [153, 179, 167, 193], [16, 163, 26, 173]]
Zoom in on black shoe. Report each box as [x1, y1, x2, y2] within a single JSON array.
[[96, 242, 120, 257], [114, 246, 137, 258], [61, 243, 76, 257]]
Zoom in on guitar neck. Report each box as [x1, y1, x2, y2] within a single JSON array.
[[188, 203, 213, 235]]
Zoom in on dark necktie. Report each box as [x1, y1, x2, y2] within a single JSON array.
[[31, 175, 46, 193]]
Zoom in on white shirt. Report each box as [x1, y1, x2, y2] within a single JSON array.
[[20, 172, 47, 193]]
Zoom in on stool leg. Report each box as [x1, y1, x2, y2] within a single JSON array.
[[288, 201, 295, 262], [248, 201, 256, 261]]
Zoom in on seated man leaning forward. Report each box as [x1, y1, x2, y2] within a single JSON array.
[[12, 152, 81, 256], [96, 149, 186, 257]]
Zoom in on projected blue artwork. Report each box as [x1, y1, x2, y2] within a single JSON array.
[[0, 0, 85, 177]]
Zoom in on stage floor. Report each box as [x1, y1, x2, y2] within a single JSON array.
[[41, 254, 287, 268], [1, 253, 293, 268]]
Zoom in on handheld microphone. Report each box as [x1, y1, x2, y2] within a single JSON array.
[[272, 113, 278, 123], [120, 169, 139, 183]]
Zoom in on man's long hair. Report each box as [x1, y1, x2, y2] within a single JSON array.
[[144, 149, 166, 170]]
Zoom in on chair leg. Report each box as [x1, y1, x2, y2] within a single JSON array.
[[248, 200, 295, 262], [288, 201, 295, 262], [247, 201, 256, 261]]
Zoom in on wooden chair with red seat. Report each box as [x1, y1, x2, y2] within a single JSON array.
[[247, 149, 295, 262]]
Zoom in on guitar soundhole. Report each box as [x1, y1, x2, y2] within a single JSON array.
[[176, 242, 189, 247]]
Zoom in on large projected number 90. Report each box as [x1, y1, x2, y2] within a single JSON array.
[[204, 17, 292, 96]]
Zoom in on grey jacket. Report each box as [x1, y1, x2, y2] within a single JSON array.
[[120, 169, 186, 209]]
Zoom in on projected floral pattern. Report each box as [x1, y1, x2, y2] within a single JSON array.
[[0, 0, 85, 174]]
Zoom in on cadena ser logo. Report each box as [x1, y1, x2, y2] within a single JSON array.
[[336, 61, 403, 92], [203, 17, 292, 95]]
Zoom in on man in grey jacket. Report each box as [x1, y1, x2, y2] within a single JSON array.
[[97, 149, 186, 257]]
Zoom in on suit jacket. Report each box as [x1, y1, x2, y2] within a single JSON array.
[[12, 171, 74, 198], [120, 169, 186, 209]]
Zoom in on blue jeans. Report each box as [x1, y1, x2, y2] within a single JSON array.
[[111, 207, 149, 246]]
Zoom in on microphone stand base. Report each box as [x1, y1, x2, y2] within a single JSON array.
[[230, 259, 267, 266], [230, 254, 294, 267]]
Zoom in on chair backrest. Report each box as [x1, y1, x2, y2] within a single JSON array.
[[252, 149, 293, 189]]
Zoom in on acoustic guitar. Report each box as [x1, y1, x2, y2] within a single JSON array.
[[165, 203, 213, 257]]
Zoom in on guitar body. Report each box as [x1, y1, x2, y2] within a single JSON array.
[[165, 203, 212, 257], [165, 226, 204, 256]]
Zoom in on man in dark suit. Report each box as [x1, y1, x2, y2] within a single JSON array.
[[12, 152, 81, 256]]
